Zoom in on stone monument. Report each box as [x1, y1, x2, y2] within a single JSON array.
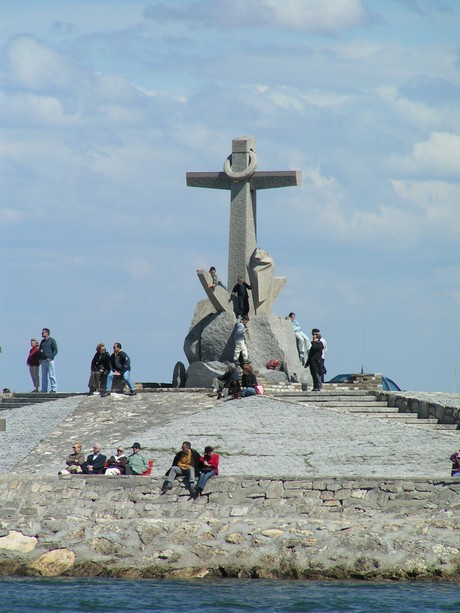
[[184, 135, 308, 388]]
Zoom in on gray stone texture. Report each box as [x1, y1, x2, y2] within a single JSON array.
[[1, 390, 460, 579], [0, 475, 460, 579], [184, 311, 307, 387]]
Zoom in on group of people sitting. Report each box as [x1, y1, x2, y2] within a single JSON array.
[[59, 440, 219, 497], [160, 441, 219, 497], [58, 441, 149, 476], [211, 362, 261, 400]]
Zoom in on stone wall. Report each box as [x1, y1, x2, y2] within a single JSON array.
[[376, 392, 460, 428], [1, 475, 460, 580]]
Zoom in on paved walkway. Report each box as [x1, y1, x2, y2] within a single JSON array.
[[2, 391, 459, 478]]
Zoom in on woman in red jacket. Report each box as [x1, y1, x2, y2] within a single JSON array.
[[27, 338, 40, 392], [196, 446, 219, 495]]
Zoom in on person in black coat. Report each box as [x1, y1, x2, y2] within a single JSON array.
[[81, 443, 107, 474], [305, 332, 324, 391], [232, 276, 252, 317], [88, 343, 111, 395]]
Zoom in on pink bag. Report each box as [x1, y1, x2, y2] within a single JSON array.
[[255, 384, 264, 395]]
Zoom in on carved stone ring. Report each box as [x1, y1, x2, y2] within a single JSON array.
[[223, 150, 258, 181]]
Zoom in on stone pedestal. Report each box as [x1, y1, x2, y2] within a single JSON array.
[[184, 310, 310, 388]]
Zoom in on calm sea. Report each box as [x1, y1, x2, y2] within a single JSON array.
[[0, 577, 458, 612]]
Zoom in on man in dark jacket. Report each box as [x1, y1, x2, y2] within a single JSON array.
[[81, 443, 107, 474], [39, 327, 58, 393], [161, 441, 201, 495], [101, 342, 136, 397], [211, 363, 240, 399]]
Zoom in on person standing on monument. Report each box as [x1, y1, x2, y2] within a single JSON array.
[[232, 276, 252, 317], [306, 332, 324, 392], [207, 266, 226, 290], [101, 342, 137, 397], [312, 328, 328, 381], [26, 338, 40, 392], [288, 313, 311, 366], [233, 315, 250, 366], [39, 328, 58, 393]]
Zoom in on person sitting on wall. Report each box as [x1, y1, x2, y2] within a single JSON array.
[[228, 378, 242, 400], [207, 266, 226, 290], [241, 363, 257, 397], [450, 449, 460, 476], [80, 443, 107, 475], [211, 363, 240, 400], [287, 313, 311, 366], [125, 442, 149, 475], [58, 441, 85, 475], [196, 446, 219, 496], [104, 446, 127, 476], [88, 342, 111, 395], [161, 441, 201, 495], [101, 342, 137, 397]]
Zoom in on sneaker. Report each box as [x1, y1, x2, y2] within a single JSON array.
[[100, 391, 111, 397], [49, 390, 57, 393], [128, 390, 137, 396], [217, 392, 222, 400], [189, 485, 197, 496], [161, 482, 172, 494]]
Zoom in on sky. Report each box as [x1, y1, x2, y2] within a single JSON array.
[[1, 0, 459, 393]]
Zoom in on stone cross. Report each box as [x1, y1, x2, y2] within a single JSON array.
[[186, 135, 301, 289]]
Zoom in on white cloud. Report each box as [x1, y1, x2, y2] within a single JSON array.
[[390, 132, 460, 178], [144, 0, 369, 33], [4, 34, 92, 94]]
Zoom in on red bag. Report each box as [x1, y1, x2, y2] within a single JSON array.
[[266, 359, 280, 370]]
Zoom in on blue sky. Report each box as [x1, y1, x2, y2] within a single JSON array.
[[1, 0, 459, 393]]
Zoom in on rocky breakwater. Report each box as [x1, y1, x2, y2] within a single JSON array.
[[1, 474, 460, 580]]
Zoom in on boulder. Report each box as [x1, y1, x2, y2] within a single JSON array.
[[185, 361, 229, 388], [184, 311, 302, 377]]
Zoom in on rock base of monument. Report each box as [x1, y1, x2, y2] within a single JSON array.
[[183, 310, 310, 388]]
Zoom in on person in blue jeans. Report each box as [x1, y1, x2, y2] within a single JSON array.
[[101, 342, 136, 396], [196, 446, 219, 496]]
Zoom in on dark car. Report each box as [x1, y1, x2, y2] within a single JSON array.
[[327, 373, 401, 392]]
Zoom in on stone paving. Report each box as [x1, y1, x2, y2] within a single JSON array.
[[2, 390, 459, 478]]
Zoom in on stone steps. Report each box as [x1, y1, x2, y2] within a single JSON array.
[[0, 392, 84, 411], [269, 389, 459, 433]]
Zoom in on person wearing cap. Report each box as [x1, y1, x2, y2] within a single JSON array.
[[125, 442, 149, 475], [311, 328, 328, 381], [161, 441, 201, 495], [104, 446, 127, 476]]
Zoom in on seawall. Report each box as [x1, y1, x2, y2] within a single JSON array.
[[1, 474, 460, 580]]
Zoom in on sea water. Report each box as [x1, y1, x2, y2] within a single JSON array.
[[0, 578, 459, 612]]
